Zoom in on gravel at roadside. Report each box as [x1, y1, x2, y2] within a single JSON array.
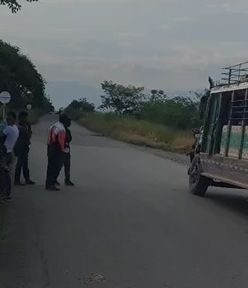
[[134, 146, 190, 166]]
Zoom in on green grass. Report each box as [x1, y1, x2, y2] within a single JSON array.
[[80, 113, 193, 153]]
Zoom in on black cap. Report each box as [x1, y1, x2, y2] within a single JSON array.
[[59, 114, 69, 124]]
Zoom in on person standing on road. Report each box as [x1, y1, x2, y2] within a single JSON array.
[[45, 114, 68, 191], [14, 111, 35, 186], [0, 117, 7, 200], [56, 117, 74, 186], [0, 112, 19, 200]]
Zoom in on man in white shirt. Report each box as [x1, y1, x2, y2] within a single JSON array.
[[0, 112, 19, 200], [3, 112, 19, 153]]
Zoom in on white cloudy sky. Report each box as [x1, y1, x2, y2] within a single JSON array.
[[0, 0, 248, 107]]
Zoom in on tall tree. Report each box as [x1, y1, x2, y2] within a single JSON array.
[[0, 0, 38, 12], [150, 89, 167, 102], [65, 98, 95, 120], [0, 40, 52, 111], [100, 81, 145, 115]]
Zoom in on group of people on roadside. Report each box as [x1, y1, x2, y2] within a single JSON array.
[[0, 111, 74, 202]]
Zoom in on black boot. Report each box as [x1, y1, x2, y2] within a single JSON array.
[[65, 180, 74, 186], [26, 179, 36, 185]]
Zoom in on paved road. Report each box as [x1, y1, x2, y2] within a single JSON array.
[[1, 116, 248, 288]]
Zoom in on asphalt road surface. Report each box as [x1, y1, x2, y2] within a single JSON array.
[[1, 115, 248, 288]]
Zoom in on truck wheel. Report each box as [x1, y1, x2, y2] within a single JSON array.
[[188, 157, 209, 197]]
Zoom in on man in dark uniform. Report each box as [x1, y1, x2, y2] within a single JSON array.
[[14, 111, 35, 185], [56, 117, 74, 186]]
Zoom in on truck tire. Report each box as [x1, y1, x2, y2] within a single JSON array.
[[188, 157, 209, 197]]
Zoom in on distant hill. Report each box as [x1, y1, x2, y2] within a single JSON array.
[[46, 81, 101, 110]]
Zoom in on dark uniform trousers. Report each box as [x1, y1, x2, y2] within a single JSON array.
[[0, 152, 13, 197], [46, 145, 65, 188], [15, 152, 30, 182], [64, 152, 71, 182]]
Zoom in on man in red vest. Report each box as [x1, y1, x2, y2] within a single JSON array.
[[45, 114, 68, 191]]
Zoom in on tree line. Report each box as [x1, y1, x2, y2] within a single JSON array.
[[65, 81, 209, 130]]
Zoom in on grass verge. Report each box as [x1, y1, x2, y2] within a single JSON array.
[[80, 113, 193, 153]]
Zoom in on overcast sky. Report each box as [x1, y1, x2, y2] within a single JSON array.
[[0, 0, 248, 107]]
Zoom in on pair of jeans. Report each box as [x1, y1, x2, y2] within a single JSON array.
[[15, 152, 30, 182]]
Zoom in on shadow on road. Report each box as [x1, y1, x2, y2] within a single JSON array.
[[205, 189, 248, 217], [0, 205, 9, 241]]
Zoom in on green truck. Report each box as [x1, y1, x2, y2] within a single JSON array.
[[189, 62, 248, 196]]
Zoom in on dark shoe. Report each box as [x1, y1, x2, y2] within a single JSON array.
[[14, 181, 25, 186], [46, 186, 60, 191], [0, 195, 6, 204], [0, 199, 6, 205], [65, 180, 74, 186], [3, 196, 13, 202], [55, 180, 60, 186], [26, 180, 36, 185]]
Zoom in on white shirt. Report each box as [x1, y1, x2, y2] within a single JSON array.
[[3, 125, 19, 153]]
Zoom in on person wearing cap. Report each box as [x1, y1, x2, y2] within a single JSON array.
[[45, 114, 68, 191]]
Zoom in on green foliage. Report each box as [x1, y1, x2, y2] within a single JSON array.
[[65, 98, 95, 120], [66, 80, 205, 133], [0, 40, 53, 112], [100, 81, 145, 115], [98, 81, 202, 129], [199, 89, 210, 120], [0, 0, 38, 13], [41, 96, 54, 113], [139, 96, 201, 129], [150, 89, 167, 103], [80, 113, 193, 152]]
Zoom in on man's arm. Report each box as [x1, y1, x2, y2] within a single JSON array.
[[0, 131, 6, 141], [1, 126, 9, 137], [27, 123, 32, 138], [57, 130, 66, 152], [67, 129, 72, 143], [0, 127, 8, 143]]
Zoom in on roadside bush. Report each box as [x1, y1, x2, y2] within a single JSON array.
[[65, 98, 95, 121], [139, 98, 201, 129], [80, 113, 193, 152]]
